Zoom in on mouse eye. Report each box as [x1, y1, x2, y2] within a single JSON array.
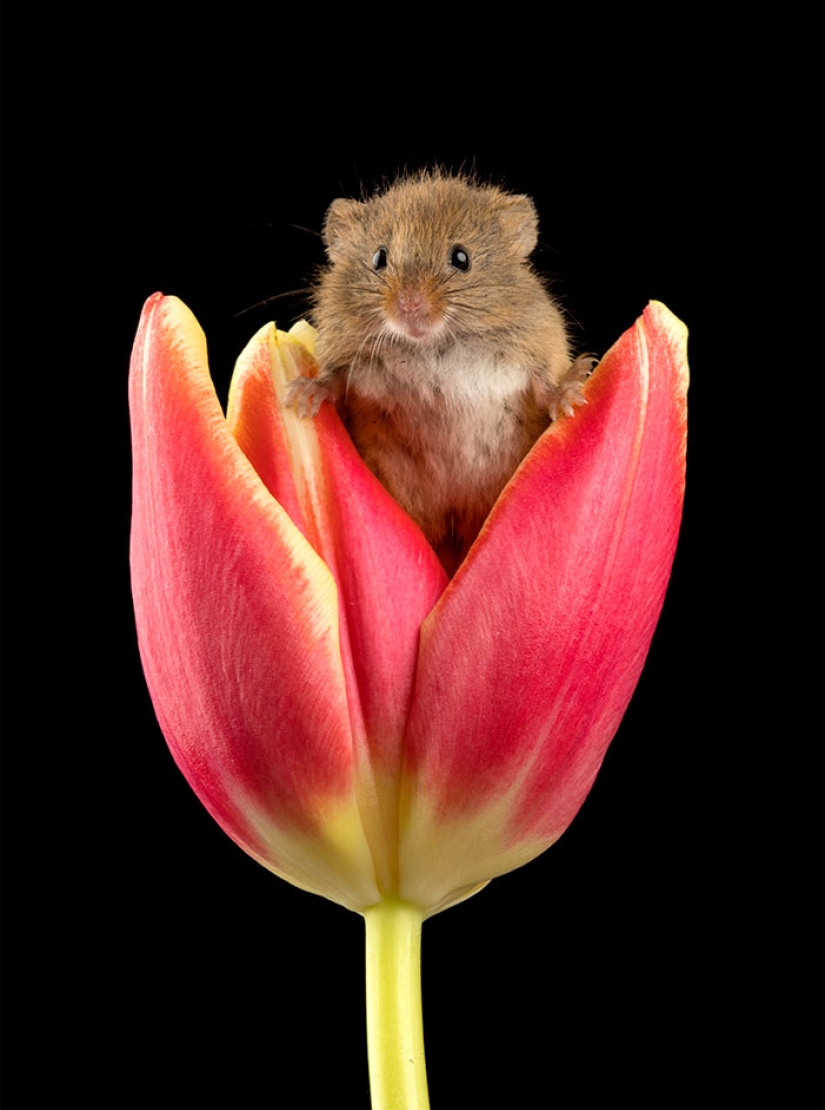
[[450, 246, 471, 271], [372, 247, 388, 271]]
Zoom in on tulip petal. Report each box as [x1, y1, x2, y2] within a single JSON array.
[[130, 294, 378, 909], [226, 320, 448, 893], [400, 302, 689, 913]]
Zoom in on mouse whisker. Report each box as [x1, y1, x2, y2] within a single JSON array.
[[234, 288, 313, 318]]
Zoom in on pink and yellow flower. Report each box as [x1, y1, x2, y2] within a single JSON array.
[[129, 295, 688, 917]]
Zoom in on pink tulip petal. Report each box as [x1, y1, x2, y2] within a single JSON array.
[[400, 302, 688, 909], [225, 322, 310, 537], [227, 322, 448, 891], [130, 295, 378, 908], [227, 323, 447, 769]]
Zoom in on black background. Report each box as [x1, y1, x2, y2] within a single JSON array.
[[2, 9, 822, 1110]]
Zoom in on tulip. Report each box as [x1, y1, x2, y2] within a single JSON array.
[[130, 293, 688, 1108]]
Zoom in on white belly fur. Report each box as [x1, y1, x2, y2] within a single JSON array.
[[343, 339, 544, 542]]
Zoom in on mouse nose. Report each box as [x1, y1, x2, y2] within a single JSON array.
[[397, 289, 429, 315], [388, 284, 442, 341]]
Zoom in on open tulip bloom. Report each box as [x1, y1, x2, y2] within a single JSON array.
[[130, 293, 688, 1108]]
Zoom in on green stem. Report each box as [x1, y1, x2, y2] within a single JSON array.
[[363, 899, 430, 1110]]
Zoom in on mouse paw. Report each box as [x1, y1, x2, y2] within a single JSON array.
[[549, 355, 598, 421], [284, 375, 332, 418]]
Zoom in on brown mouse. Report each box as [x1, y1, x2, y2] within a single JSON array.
[[285, 170, 594, 574]]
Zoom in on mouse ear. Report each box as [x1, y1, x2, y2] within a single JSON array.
[[323, 198, 366, 263], [497, 194, 539, 257]]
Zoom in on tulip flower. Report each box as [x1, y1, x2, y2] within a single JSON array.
[[130, 293, 688, 1109]]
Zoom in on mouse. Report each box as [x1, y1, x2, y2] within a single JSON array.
[[285, 170, 595, 574]]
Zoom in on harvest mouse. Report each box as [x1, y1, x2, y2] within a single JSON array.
[[285, 171, 594, 574]]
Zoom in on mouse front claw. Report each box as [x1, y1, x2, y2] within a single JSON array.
[[548, 354, 598, 422], [283, 375, 333, 419]]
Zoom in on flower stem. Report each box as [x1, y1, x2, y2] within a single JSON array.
[[363, 899, 430, 1110]]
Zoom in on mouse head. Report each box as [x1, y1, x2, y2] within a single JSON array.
[[319, 172, 543, 345]]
